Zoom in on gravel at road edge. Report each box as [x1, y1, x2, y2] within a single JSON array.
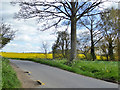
[[10, 62, 39, 88]]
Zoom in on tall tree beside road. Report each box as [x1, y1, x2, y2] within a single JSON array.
[[100, 8, 118, 60], [79, 15, 104, 61], [109, 8, 120, 61], [12, 0, 103, 62], [118, 9, 120, 61], [0, 23, 15, 49]]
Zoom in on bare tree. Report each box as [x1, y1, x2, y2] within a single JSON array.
[[12, 0, 104, 62], [77, 31, 90, 59], [52, 31, 70, 59], [78, 14, 104, 61], [109, 8, 120, 61], [42, 41, 49, 59], [117, 9, 120, 61], [0, 22, 15, 49], [100, 8, 118, 61]]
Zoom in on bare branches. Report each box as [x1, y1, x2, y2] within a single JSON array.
[[76, 1, 103, 21], [76, 2, 87, 14], [61, 2, 71, 17], [40, 17, 63, 31], [13, 0, 103, 31]]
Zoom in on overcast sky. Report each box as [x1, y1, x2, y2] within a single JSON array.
[[0, 0, 119, 53]]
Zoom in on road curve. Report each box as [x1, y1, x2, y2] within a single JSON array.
[[9, 59, 118, 88]]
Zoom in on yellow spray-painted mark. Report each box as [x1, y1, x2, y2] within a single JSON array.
[[42, 83, 45, 85], [28, 72, 31, 74], [24, 72, 45, 85], [36, 80, 45, 86], [24, 71, 31, 77]]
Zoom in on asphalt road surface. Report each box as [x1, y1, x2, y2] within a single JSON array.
[[10, 59, 118, 88]]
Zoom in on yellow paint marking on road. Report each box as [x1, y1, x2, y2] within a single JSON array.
[[42, 83, 45, 85], [36, 80, 45, 85], [24, 71, 31, 76]]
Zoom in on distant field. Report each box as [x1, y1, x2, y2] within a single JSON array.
[[0, 52, 108, 60], [0, 52, 53, 59]]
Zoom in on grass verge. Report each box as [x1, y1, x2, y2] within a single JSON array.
[[2, 57, 21, 88], [8, 58, 119, 84], [70, 60, 119, 83], [0, 57, 2, 90]]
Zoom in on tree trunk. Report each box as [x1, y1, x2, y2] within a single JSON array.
[[62, 39, 65, 58], [106, 54, 109, 61], [45, 49, 47, 59], [70, 17, 77, 62], [108, 37, 114, 61], [65, 40, 69, 59], [52, 45, 56, 59], [52, 50, 55, 59], [90, 27, 95, 61], [118, 9, 120, 61], [70, 2, 77, 62], [117, 37, 120, 61]]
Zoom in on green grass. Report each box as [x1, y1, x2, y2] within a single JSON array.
[[2, 58, 21, 88], [70, 60, 119, 83], [0, 57, 2, 90], [8, 58, 119, 84]]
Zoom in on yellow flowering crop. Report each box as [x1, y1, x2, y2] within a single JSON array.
[[0, 52, 114, 60], [96, 56, 108, 60], [0, 52, 53, 59], [77, 54, 86, 59]]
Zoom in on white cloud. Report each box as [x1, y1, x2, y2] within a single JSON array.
[[77, 28, 88, 35], [99, 0, 119, 10], [15, 35, 31, 42], [1, 1, 57, 52], [2, 42, 42, 52]]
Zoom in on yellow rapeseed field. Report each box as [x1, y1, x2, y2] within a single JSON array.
[[0, 52, 53, 59], [0, 52, 107, 60], [96, 56, 107, 60], [77, 54, 86, 59]]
